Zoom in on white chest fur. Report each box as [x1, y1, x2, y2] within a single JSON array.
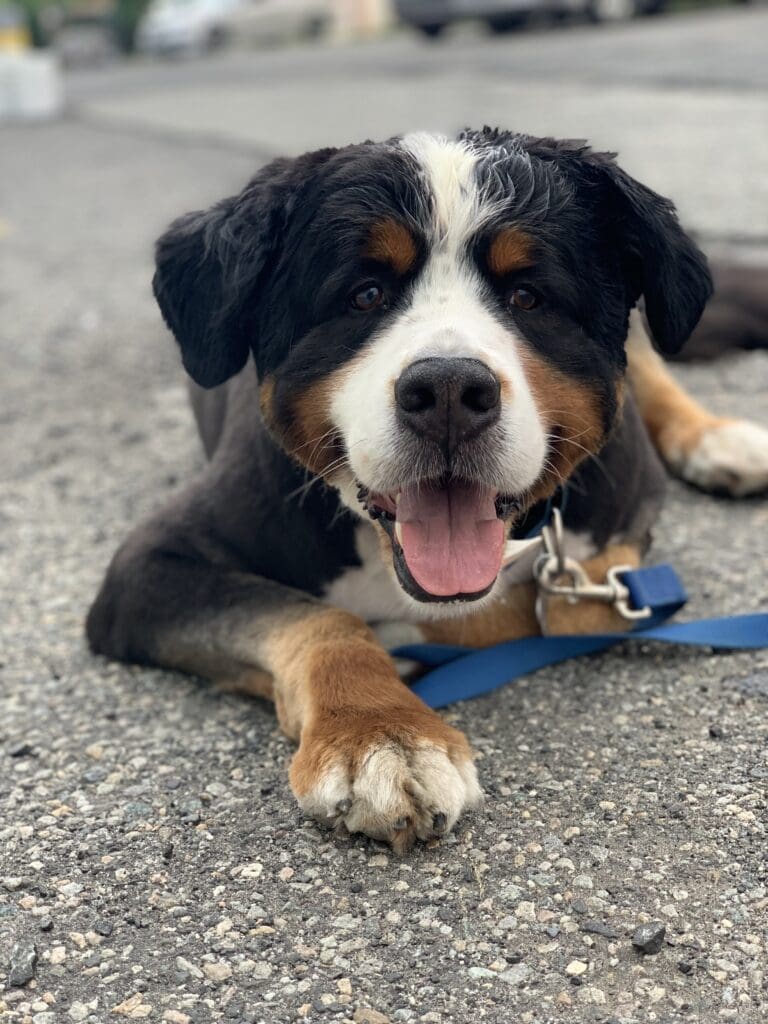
[[323, 521, 415, 624]]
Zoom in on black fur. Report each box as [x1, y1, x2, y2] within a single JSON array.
[[154, 145, 430, 389], [464, 129, 712, 355], [89, 128, 710, 663], [154, 129, 711, 456]]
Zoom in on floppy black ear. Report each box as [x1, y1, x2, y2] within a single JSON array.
[[153, 187, 277, 388], [596, 160, 713, 354], [519, 137, 713, 354], [153, 148, 343, 387]]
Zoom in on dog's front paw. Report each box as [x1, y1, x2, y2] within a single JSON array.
[[673, 419, 768, 497], [290, 705, 482, 852]]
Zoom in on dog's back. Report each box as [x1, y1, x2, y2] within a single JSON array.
[[680, 261, 768, 360]]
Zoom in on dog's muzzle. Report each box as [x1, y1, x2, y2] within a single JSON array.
[[357, 357, 516, 602]]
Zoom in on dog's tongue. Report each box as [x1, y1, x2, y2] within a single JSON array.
[[397, 481, 504, 597]]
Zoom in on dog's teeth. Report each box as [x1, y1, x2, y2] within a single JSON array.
[[395, 492, 402, 504], [394, 521, 403, 546]]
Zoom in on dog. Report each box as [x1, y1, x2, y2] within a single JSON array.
[[87, 128, 768, 851]]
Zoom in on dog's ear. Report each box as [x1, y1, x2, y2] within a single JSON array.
[[153, 149, 342, 387], [592, 157, 713, 354], [153, 187, 277, 388], [521, 138, 712, 353]]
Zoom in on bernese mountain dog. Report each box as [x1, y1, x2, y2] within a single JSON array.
[[87, 128, 768, 851]]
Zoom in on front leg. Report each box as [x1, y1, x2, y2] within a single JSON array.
[[87, 525, 481, 851], [627, 310, 768, 496], [264, 610, 482, 850]]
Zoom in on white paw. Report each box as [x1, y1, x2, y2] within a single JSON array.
[[675, 419, 768, 497], [292, 729, 483, 850]]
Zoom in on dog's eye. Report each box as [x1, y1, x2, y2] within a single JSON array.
[[509, 286, 540, 311], [350, 283, 385, 312]]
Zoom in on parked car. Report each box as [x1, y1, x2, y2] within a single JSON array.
[[55, 14, 119, 64], [137, 0, 240, 55], [137, 0, 327, 55], [394, 0, 662, 36], [222, 0, 329, 48]]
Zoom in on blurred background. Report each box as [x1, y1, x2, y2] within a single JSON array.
[[3, 0, 767, 287], [2, 0, 767, 62], [3, 0, 767, 294], [2, 0, 761, 66]]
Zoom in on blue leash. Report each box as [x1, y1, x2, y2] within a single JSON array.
[[393, 563, 768, 710]]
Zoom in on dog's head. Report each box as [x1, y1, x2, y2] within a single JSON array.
[[153, 128, 711, 608]]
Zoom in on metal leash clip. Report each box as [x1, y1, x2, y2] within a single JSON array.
[[534, 508, 652, 632]]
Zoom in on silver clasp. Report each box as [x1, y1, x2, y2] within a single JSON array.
[[534, 508, 651, 632]]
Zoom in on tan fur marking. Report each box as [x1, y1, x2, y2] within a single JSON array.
[[487, 228, 533, 277], [625, 321, 768, 495], [265, 608, 459, 762], [521, 349, 615, 506], [421, 581, 540, 648], [264, 607, 377, 682], [261, 369, 344, 477], [279, 372, 348, 478], [365, 218, 418, 276], [259, 376, 276, 429], [626, 318, 718, 461], [263, 608, 474, 850], [217, 668, 274, 701], [262, 608, 374, 739]]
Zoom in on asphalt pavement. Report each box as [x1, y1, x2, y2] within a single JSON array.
[[2, 9, 768, 1023]]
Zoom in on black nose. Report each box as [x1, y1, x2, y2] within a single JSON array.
[[395, 357, 501, 455]]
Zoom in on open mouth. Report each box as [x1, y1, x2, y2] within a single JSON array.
[[359, 479, 519, 603]]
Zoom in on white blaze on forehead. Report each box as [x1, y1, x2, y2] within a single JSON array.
[[401, 132, 486, 250]]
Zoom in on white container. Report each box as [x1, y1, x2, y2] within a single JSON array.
[[0, 51, 63, 120]]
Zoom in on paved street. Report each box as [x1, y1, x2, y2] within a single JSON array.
[[68, 8, 768, 239], [2, 9, 768, 1024]]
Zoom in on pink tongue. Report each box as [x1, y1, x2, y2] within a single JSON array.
[[397, 481, 505, 597]]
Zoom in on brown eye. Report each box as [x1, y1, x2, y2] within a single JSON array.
[[510, 286, 540, 311], [351, 283, 385, 312]]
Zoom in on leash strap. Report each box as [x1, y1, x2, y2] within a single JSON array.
[[621, 563, 688, 624], [392, 564, 768, 710]]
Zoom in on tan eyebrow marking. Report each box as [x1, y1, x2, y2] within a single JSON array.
[[487, 227, 533, 277], [365, 218, 419, 276]]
